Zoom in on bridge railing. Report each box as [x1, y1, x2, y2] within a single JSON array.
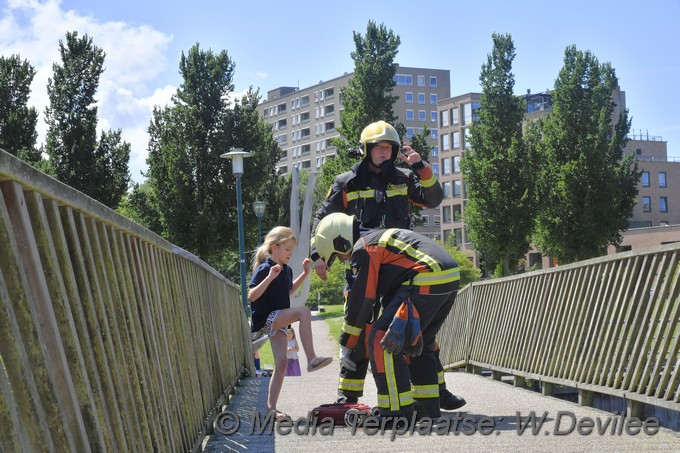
[[438, 242, 680, 417], [0, 150, 253, 452]]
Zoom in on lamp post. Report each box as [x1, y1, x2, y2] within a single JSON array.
[[253, 201, 266, 245], [221, 148, 253, 318]]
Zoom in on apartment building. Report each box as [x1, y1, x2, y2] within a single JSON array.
[[259, 66, 451, 239], [435, 92, 480, 261], [437, 88, 680, 268]]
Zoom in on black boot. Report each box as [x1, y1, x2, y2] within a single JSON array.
[[414, 399, 441, 422], [439, 388, 466, 410]]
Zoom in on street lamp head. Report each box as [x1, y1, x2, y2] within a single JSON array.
[[253, 200, 267, 218], [220, 148, 253, 176]]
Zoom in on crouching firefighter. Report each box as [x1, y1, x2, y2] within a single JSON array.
[[314, 213, 461, 422]]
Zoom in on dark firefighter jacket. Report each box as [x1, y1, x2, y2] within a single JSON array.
[[339, 228, 460, 349], [310, 158, 443, 262]]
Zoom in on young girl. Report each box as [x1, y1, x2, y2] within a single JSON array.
[[285, 328, 301, 377], [248, 226, 332, 420]]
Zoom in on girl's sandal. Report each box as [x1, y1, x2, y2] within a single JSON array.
[[271, 409, 288, 422], [307, 356, 332, 372]]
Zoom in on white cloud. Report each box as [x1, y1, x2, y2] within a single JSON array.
[[0, 0, 175, 183]]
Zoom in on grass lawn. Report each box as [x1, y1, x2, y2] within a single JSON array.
[[256, 305, 344, 370]]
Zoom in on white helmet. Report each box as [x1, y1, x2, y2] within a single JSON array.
[[359, 120, 401, 159], [314, 213, 356, 267]]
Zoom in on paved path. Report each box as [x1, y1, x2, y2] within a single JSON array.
[[202, 314, 680, 452]]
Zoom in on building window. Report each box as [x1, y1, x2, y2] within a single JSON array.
[[406, 128, 414, 138], [418, 110, 426, 122], [431, 129, 438, 140], [418, 93, 426, 104], [641, 171, 650, 187], [417, 75, 425, 86], [442, 158, 450, 175], [452, 204, 462, 222], [454, 228, 463, 246], [394, 74, 413, 86], [642, 196, 651, 212], [452, 131, 460, 149], [431, 162, 439, 174], [431, 111, 437, 123], [430, 93, 438, 105], [421, 214, 429, 226], [431, 146, 439, 157], [406, 109, 414, 121], [660, 196, 668, 213], [453, 156, 460, 173], [453, 180, 462, 198], [405, 92, 414, 103], [442, 205, 452, 223], [659, 172, 667, 188], [451, 107, 459, 125], [434, 215, 441, 227], [430, 76, 438, 87], [441, 134, 450, 151], [443, 182, 452, 198]]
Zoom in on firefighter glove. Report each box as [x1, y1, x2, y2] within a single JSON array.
[[380, 301, 409, 354], [340, 346, 357, 371]]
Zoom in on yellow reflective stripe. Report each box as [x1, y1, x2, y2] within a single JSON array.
[[401, 267, 461, 286], [438, 371, 445, 385], [386, 187, 407, 197], [342, 323, 362, 336], [338, 378, 365, 391], [384, 349, 400, 411], [420, 175, 437, 188], [377, 392, 413, 408], [400, 391, 414, 406], [379, 229, 440, 271], [346, 189, 376, 201], [412, 384, 439, 399]]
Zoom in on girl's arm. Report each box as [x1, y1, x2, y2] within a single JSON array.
[[248, 264, 282, 302], [290, 258, 312, 295]]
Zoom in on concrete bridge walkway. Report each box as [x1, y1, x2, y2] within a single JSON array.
[[202, 315, 680, 453]]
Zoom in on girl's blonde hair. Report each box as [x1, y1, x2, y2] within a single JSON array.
[[251, 226, 297, 271]]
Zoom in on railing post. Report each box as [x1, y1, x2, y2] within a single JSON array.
[[578, 389, 593, 407], [627, 399, 644, 419], [541, 382, 554, 397]]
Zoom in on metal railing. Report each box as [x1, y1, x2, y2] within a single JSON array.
[[438, 243, 680, 415], [0, 150, 253, 452]]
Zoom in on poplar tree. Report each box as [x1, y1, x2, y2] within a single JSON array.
[[44, 31, 130, 208], [318, 20, 401, 195], [533, 46, 639, 263], [144, 44, 279, 272], [0, 54, 40, 164], [461, 33, 537, 276]]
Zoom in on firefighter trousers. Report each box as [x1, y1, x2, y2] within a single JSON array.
[[368, 286, 457, 417]]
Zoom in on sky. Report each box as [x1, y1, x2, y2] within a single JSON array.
[[1, 0, 679, 183]]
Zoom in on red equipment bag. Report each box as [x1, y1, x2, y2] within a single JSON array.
[[311, 402, 375, 427]]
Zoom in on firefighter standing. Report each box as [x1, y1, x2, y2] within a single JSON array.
[[314, 213, 460, 421], [310, 120, 464, 410]]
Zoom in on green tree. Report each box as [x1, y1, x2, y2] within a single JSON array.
[[533, 46, 639, 263], [460, 33, 537, 276], [318, 20, 401, 195], [44, 31, 130, 208], [144, 44, 280, 276], [117, 181, 164, 234], [0, 54, 40, 164], [438, 240, 482, 288]]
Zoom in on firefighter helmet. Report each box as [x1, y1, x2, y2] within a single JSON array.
[[314, 213, 356, 267], [359, 120, 401, 159]]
